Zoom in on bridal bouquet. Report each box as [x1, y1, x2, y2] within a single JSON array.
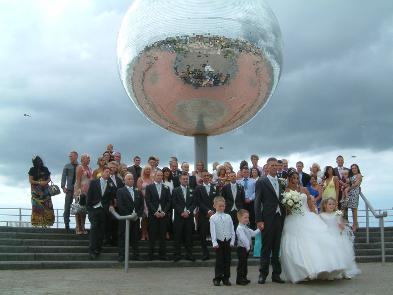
[[281, 190, 303, 215]]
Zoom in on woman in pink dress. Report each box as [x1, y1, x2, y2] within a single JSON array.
[[74, 154, 93, 235], [137, 165, 153, 240]]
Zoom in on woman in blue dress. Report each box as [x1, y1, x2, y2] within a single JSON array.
[[307, 175, 322, 212]]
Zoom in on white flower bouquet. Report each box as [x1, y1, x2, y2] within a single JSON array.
[[281, 190, 303, 215], [335, 210, 343, 217]]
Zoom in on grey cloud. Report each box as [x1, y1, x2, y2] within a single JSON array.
[[1, 0, 393, 185]]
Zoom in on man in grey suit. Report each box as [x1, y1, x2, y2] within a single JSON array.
[[255, 157, 286, 284], [61, 150, 78, 231]]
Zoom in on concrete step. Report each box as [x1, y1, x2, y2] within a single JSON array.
[[0, 256, 391, 270], [0, 258, 261, 270], [0, 238, 90, 246]]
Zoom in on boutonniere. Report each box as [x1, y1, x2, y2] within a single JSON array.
[[163, 184, 168, 189], [134, 188, 138, 192], [189, 189, 193, 193], [108, 182, 114, 188]]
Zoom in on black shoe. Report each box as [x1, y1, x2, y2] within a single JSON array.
[[236, 280, 248, 286], [258, 275, 266, 284], [222, 279, 232, 286], [201, 255, 210, 261], [213, 279, 221, 286], [272, 275, 285, 284], [185, 255, 195, 262], [173, 255, 181, 262], [245, 279, 251, 284]]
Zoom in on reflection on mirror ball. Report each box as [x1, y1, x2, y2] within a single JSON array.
[[117, 0, 282, 136]]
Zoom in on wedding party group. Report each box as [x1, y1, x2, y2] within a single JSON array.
[[27, 144, 362, 284]]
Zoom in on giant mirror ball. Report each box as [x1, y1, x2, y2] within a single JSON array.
[[117, 0, 282, 136]]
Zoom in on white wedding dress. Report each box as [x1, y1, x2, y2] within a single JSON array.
[[280, 192, 348, 283], [319, 212, 361, 279]]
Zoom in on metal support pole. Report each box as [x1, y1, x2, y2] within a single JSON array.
[[194, 135, 208, 168], [19, 208, 22, 226], [380, 216, 385, 264], [124, 219, 130, 273], [365, 204, 369, 244], [56, 209, 59, 229]]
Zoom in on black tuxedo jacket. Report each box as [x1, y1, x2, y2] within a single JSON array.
[[299, 172, 311, 187], [333, 167, 349, 180], [172, 186, 197, 218], [127, 165, 142, 183], [221, 182, 245, 213], [116, 186, 143, 217], [195, 184, 217, 216], [254, 176, 286, 228], [173, 175, 197, 189], [145, 182, 171, 215], [109, 175, 124, 190], [86, 178, 116, 209]]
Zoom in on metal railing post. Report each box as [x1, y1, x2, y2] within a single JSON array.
[[379, 215, 385, 264], [56, 209, 59, 229], [125, 219, 130, 273], [365, 204, 369, 244], [19, 208, 22, 226]]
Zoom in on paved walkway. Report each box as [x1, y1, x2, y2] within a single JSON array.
[[1, 263, 392, 295]]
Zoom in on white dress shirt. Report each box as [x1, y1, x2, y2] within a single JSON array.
[[230, 182, 238, 211], [210, 212, 235, 247], [236, 223, 260, 251]]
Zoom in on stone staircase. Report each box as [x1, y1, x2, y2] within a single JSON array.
[[0, 226, 392, 270]]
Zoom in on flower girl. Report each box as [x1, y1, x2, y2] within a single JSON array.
[[320, 198, 361, 279]]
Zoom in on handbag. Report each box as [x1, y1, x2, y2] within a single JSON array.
[[48, 181, 61, 196], [71, 197, 87, 215]]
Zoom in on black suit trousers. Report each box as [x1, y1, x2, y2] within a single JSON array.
[[88, 207, 105, 254], [260, 213, 284, 277], [198, 214, 210, 256], [173, 216, 194, 256], [148, 215, 168, 256], [118, 219, 140, 257], [103, 206, 118, 245], [215, 240, 231, 280], [236, 247, 249, 281]]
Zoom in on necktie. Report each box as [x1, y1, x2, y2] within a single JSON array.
[[205, 184, 210, 195], [182, 186, 186, 200], [244, 178, 248, 191]]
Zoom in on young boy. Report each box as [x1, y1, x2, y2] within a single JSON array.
[[236, 209, 260, 285], [210, 196, 235, 286]]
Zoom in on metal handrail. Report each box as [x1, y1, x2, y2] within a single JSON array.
[[360, 192, 388, 263], [109, 206, 136, 273]]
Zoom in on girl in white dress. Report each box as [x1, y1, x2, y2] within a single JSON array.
[[320, 198, 361, 279], [280, 169, 348, 283]]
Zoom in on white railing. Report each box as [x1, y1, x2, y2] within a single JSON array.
[[0, 207, 91, 229], [358, 192, 388, 263]]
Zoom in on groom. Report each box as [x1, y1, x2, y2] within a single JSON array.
[[254, 157, 286, 284]]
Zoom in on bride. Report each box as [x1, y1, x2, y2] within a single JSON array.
[[280, 169, 349, 283]]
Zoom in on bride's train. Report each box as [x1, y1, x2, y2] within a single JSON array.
[[280, 192, 360, 283]]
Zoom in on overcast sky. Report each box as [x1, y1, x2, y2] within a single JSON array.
[[0, 0, 393, 215]]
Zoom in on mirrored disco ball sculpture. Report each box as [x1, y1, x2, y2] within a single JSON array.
[[117, 0, 283, 136]]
